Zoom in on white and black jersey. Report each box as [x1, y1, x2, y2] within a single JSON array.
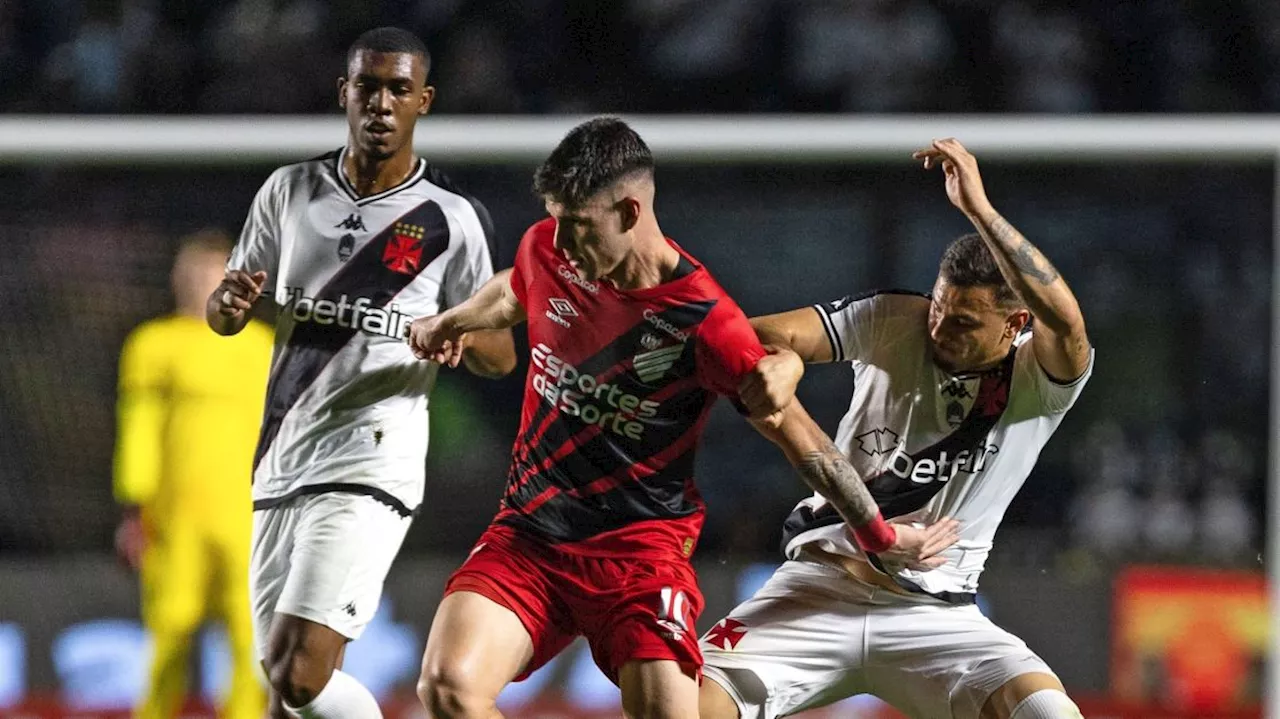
[[228, 147, 496, 515], [781, 291, 1093, 599]]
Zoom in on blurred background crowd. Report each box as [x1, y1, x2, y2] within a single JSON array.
[[3, 0, 1280, 115]]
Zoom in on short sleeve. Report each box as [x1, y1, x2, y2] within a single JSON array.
[[1016, 337, 1095, 415], [442, 198, 497, 309], [695, 300, 767, 399], [227, 170, 283, 292], [811, 293, 877, 364], [509, 222, 542, 307]]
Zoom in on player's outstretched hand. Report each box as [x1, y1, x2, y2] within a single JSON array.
[[216, 269, 268, 316], [405, 314, 466, 367], [912, 138, 993, 219], [739, 346, 804, 428], [876, 516, 961, 571]]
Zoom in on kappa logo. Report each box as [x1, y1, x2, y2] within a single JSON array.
[[633, 344, 685, 383], [940, 378, 975, 399], [335, 213, 367, 232], [855, 427, 901, 457], [342, 601, 357, 617]]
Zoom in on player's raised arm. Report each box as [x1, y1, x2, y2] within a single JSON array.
[[915, 138, 1090, 381], [750, 401, 960, 571], [405, 267, 525, 365]]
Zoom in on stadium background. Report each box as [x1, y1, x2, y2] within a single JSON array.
[[0, 1, 1273, 718]]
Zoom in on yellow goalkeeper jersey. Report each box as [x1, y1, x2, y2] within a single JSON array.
[[114, 315, 273, 534]]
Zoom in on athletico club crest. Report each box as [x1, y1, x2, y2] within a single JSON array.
[[383, 222, 426, 275]]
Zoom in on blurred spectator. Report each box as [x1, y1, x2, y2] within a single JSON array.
[[784, 0, 952, 112], [992, 1, 1098, 111]]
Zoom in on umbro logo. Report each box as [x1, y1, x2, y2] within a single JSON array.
[[545, 298, 577, 328], [549, 298, 577, 317], [335, 213, 367, 232]]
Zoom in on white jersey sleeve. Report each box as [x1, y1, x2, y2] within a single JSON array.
[[814, 291, 926, 363], [1016, 336, 1095, 415], [228, 169, 284, 293], [441, 197, 497, 309]]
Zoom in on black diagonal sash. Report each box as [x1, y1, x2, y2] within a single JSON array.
[[252, 200, 450, 471], [779, 346, 1017, 552]]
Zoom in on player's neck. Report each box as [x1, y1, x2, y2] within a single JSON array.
[[343, 149, 419, 198], [176, 302, 205, 320], [606, 227, 680, 291]]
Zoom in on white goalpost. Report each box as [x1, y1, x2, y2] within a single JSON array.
[[0, 114, 1276, 716]]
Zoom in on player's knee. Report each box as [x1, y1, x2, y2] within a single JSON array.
[[417, 664, 496, 719], [266, 647, 332, 709], [1007, 690, 1081, 719]]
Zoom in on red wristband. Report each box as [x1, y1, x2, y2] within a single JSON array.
[[852, 514, 896, 554]]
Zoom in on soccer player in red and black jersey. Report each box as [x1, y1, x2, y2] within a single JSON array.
[[405, 118, 959, 718]]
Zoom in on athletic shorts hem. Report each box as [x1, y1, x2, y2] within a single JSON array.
[[443, 572, 547, 682], [702, 664, 756, 718]]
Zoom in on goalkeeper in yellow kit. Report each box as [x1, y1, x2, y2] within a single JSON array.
[[114, 230, 273, 719]]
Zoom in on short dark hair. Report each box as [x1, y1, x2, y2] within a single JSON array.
[[347, 27, 431, 76], [533, 117, 655, 206], [938, 234, 1022, 308]]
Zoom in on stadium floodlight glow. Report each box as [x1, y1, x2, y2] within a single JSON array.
[[0, 114, 1276, 718]]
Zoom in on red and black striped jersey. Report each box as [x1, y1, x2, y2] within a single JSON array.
[[497, 218, 765, 560]]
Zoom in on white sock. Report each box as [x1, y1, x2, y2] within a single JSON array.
[[1009, 689, 1083, 719], [292, 670, 383, 719]]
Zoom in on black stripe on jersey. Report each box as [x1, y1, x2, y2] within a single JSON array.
[[510, 298, 718, 477], [332, 148, 428, 206], [252, 199, 451, 471], [779, 343, 1016, 546], [812, 305, 844, 363], [501, 444, 700, 543], [423, 164, 499, 271], [252, 482, 418, 517], [814, 289, 930, 363], [505, 377, 708, 514], [508, 299, 716, 491]]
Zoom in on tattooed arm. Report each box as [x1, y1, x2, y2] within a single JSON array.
[[750, 400, 959, 569], [915, 138, 1090, 381]]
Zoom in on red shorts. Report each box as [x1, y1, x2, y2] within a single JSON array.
[[444, 523, 704, 684]]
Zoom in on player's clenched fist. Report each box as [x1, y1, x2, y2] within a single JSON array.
[[405, 314, 467, 367], [216, 269, 268, 316], [738, 346, 804, 428]]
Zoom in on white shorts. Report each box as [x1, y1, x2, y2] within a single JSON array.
[[250, 491, 412, 657], [700, 560, 1054, 719]]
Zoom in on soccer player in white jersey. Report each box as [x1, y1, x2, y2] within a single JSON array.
[[699, 138, 1094, 719], [207, 27, 517, 719]]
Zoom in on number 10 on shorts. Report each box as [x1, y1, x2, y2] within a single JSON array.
[[657, 586, 692, 640]]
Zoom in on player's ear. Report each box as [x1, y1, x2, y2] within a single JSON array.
[[337, 76, 348, 110], [418, 85, 435, 117], [618, 196, 641, 233], [1006, 309, 1030, 338]]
